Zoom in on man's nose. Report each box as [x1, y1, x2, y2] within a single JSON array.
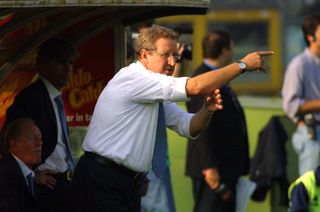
[[168, 56, 176, 66]]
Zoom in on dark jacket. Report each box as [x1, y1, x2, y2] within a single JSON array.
[[185, 62, 250, 185], [0, 154, 37, 212], [250, 116, 289, 205], [3, 79, 58, 164]]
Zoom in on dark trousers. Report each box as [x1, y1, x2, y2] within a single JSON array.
[[72, 154, 142, 212], [37, 178, 73, 212], [192, 177, 236, 212]]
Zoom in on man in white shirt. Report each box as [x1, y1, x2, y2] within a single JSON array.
[[0, 117, 42, 212], [72, 24, 273, 212]]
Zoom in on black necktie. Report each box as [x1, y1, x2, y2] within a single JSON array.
[[26, 173, 35, 197], [152, 103, 168, 178], [54, 95, 74, 170]]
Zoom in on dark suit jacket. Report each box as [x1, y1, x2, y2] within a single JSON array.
[[250, 116, 289, 204], [0, 154, 37, 212], [185, 62, 250, 185], [3, 79, 58, 164]]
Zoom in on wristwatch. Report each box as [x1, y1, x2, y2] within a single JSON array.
[[237, 61, 247, 74]]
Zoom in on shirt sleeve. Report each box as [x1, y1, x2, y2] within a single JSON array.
[[281, 56, 305, 122], [289, 183, 309, 212], [126, 62, 189, 103], [163, 102, 194, 138]]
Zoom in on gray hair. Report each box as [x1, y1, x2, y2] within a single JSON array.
[[134, 24, 179, 58]]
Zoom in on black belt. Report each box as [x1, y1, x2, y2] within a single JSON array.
[[84, 151, 143, 179]]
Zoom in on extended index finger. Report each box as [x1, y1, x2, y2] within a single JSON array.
[[257, 50, 274, 56]]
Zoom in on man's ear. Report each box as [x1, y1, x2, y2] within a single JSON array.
[[140, 49, 148, 59], [139, 49, 151, 65], [307, 34, 316, 43], [221, 47, 229, 55]]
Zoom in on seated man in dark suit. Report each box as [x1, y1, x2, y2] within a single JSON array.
[[0, 117, 42, 212]]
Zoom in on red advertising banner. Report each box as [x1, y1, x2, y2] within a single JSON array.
[[0, 14, 115, 128], [62, 27, 115, 126]]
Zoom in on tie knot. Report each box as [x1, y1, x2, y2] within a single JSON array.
[[55, 95, 63, 106], [159, 102, 164, 111], [26, 173, 33, 180]]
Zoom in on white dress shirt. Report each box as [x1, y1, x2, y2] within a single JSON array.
[[36, 77, 69, 172], [82, 61, 194, 172]]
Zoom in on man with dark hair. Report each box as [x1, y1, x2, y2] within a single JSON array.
[[3, 38, 78, 212], [186, 30, 250, 212], [0, 117, 42, 212], [282, 15, 320, 176]]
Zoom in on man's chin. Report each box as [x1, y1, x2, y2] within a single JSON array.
[[165, 70, 173, 76]]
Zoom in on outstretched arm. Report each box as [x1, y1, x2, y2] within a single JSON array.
[[186, 51, 273, 96]]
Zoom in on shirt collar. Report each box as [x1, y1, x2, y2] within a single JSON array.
[[11, 154, 34, 178], [305, 48, 320, 66], [135, 61, 148, 71], [203, 60, 219, 70], [40, 77, 61, 100]]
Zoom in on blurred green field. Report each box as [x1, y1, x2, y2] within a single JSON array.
[[167, 103, 286, 212]]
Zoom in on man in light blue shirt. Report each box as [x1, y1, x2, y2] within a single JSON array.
[[72, 24, 273, 211], [282, 15, 320, 176]]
